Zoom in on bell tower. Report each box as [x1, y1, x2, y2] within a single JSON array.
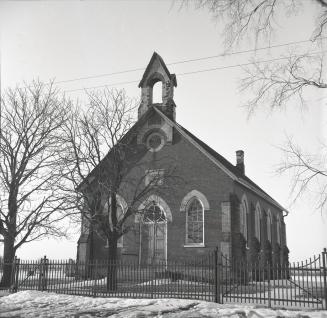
[[138, 52, 177, 120]]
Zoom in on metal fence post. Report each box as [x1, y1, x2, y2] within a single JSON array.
[[267, 261, 271, 308], [322, 248, 327, 310], [151, 263, 154, 299], [214, 247, 221, 303], [38, 257, 42, 290], [214, 248, 217, 303], [38, 255, 48, 291], [218, 249, 221, 304], [93, 260, 98, 297], [43, 255, 48, 291]]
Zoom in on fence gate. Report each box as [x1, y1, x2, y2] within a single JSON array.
[[220, 248, 327, 309]]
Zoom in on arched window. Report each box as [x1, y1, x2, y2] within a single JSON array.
[[152, 81, 163, 103], [239, 195, 248, 242], [103, 195, 127, 248], [136, 195, 172, 223], [276, 214, 281, 245], [186, 198, 204, 245], [180, 190, 210, 212], [267, 209, 272, 243], [255, 203, 262, 242], [143, 202, 166, 223]]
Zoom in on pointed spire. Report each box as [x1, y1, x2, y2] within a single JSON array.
[[138, 52, 177, 120]]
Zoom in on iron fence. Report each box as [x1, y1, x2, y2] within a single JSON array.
[[221, 250, 327, 309], [0, 248, 326, 309]]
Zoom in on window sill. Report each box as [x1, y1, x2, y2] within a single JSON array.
[[183, 244, 205, 248]]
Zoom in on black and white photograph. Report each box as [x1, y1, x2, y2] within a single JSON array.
[[0, 1, 326, 317]]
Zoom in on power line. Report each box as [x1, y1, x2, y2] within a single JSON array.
[[55, 68, 145, 85], [64, 51, 326, 93], [53, 37, 327, 86], [167, 37, 327, 65], [65, 80, 140, 93]]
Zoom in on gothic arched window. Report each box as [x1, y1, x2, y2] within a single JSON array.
[[143, 202, 166, 223], [103, 195, 127, 248], [240, 195, 248, 243], [255, 203, 262, 242], [186, 198, 204, 245], [267, 209, 272, 243], [276, 214, 282, 245]]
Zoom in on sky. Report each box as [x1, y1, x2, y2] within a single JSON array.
[[0, 0, 326, 262]]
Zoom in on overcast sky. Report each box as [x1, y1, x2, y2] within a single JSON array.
[[0, 0, 326, 262]]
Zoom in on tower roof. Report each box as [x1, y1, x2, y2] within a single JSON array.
[[138, 52, 177, 88]]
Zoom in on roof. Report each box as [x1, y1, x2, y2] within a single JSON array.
[[138, 52, 177, 88], [153, 107, 288, 213], [77, 105, 287, 213]]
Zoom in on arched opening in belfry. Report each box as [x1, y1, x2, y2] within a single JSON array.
[[152, 81, 163, 104]]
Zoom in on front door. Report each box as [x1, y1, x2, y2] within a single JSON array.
[[147, 222, 166, 264], [142, 202, 167, 265]]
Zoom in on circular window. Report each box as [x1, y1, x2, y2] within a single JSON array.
[[146, 132, 164, 152]]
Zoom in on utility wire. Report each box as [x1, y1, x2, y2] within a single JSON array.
[[64, 51, 326, 93], [52, 37, 327, 86], [167, 37, 327, 65], [65, 80, 140, 93]]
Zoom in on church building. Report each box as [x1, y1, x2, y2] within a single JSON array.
[[77, 52, 289, 265]]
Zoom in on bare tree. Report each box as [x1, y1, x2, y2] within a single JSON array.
[[277, 138, 327, 211], [241, 52, 327, 115], [63, 88, 181, 290], [0, 81, 72, 287], [182, 0, 327, 110], [185, 1, 326, 47], [183, 0, 327, 210], [63, 88, 137, 268]]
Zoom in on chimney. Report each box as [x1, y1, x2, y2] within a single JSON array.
[[236, 150, 245, 174]]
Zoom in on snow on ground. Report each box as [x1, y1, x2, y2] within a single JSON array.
[[0, 291, 327, 318]]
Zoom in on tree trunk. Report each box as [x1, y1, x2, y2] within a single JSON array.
[[106, 191, 119, 291], [106, 239, 118, 291], [0, 235, 16, 288]]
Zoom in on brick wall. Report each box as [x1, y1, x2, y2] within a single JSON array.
[[81, 117, 287, 265], [87, 126, 234, 262], [232, 183, 288, 264]]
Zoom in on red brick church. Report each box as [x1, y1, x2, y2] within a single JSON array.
[[77, 52, 289, 265]]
